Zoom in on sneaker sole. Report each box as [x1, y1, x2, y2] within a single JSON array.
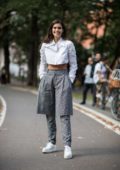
[[64, 155, 72, 159], [42, 148, 57, 153]]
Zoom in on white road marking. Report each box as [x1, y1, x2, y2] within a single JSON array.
[[0, 96, 7, 128], [73, 103, 120, 135]]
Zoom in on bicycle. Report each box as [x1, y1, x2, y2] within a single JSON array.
[[96, 69, 120, 121], [110, 88, 120, 121], [109, 69, 120, 121]]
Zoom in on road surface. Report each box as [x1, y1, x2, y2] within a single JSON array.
[[0, 85, 120, 170]]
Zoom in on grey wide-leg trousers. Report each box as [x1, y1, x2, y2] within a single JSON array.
[[39, 70, 73, 146], [46, 114, 72, 146]]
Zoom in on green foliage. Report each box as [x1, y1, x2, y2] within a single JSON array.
[[0, 0, 120, 84]]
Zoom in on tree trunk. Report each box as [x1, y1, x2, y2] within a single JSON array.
[[27, 11, 39, 87], [3, 40, 10, 83], [3, 12, 10, 83]]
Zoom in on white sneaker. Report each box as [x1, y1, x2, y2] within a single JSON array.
[[64, 145, 72, 159], [42, 142, 56, 153]]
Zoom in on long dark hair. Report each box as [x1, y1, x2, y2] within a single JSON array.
[[43, 19, 67, 43]]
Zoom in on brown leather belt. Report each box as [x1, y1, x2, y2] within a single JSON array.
[[48, 64, 68, 70]]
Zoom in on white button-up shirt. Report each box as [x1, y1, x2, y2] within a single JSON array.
[[84, 64, 94, 84], [39, 38, 77, 83], [93, 62, 101, 84], [93, 61, 107, 84]]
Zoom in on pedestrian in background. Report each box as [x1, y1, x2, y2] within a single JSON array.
[[80, 57, 96, 106], [93, 56, 109, 110], [91, 53, 102, 104], [37, 19, 77, 159], [94, 53, 101, 64], [0, 67, 7, 84]]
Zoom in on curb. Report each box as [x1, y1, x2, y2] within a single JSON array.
[[73, 102, 120, 135], [0, 95, 7, 128]]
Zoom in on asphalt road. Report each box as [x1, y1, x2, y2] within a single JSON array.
[[0, 85, 120, 170]]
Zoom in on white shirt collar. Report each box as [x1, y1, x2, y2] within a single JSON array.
[[45, 38, 65, 47]]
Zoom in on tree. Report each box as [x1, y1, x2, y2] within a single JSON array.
[[5, 0, 72, 86], [1, 0, 119, 86], [0, 0, 11, 83]]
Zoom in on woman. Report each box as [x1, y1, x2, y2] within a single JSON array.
[[37, 19, 77, 159]]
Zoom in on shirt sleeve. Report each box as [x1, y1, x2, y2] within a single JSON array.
[[93, 63, 101, 83], [68, 41, 78, 83], [96, 63, 101, 73], [39, 43, 47, 79]]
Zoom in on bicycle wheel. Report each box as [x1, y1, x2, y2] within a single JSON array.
[[111, 90, 120, 121]]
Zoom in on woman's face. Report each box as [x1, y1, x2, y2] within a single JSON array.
[[52, 23, 63, 40]]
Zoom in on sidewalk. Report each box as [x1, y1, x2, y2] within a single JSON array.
[[72, 88, 120, 135], [1, 82, 116, 120], [9, 82, 119, 123], [72, 87, 113, 119], [0, 83, 120, 135], [0, 82, 116, 121]]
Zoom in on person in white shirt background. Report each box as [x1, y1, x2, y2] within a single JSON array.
[[80, 57, 96, 106], [93, 56, 109, 109], [91, 53, 102, 104], [37, 19, 77, 159]]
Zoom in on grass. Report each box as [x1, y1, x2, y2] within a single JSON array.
[[72, 90, 93, 101]]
